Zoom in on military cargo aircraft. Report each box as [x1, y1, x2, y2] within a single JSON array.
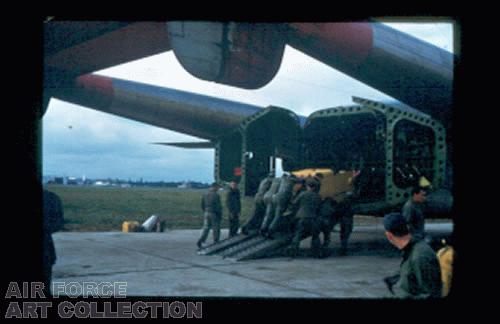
[[43, 21, 455, 218]]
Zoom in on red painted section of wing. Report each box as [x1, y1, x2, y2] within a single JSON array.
[[288, 23, 374, 67]]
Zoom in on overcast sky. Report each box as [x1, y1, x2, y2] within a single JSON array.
[[43, 22, 454, 183]]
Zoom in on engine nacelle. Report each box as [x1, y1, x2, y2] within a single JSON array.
[[167, 22, 286, 89]]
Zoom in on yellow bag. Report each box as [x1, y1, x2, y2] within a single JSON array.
[[436, 243, 455, 297], [122, 221, 140, 233]]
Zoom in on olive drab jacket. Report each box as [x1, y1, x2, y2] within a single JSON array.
[[394, 238, 442, 299], [201, 189, 222, 216], [226, 187, 241, 214], [255, 177, 273, 204], [293, 190, 322, 219], [402, 199, 425, 240]]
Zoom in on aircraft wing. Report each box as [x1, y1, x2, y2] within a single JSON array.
[[152, 141, 215, 149], [44, 21, 454, 128], [50, 74, 263, 140], [44, 22, 170, 81]]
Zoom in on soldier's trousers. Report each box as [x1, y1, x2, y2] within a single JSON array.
[[340, 215, 353, 249], [198, 212, 221, 244], [268, 199, 289, 234], [332, 213, 353, 249], [319, 217, 335, 248], [229, 212, 240, 237], [290, 218, 321, 255], [260, 203, 276, 232]]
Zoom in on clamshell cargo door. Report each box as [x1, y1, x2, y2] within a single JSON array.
[[352, 96, 448, 210], [303, 104, 386, 204], [215, 106, 301, 196]]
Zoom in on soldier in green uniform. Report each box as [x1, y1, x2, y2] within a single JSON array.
[[287, 179, 322, 257], [225, 180, 241, 238], [197, 183, 222, 249], [312, 173, 323, 193], [241, 175, 273, 235], [259, 177, 281, 235], [265, 173, 298, 238], [383, 212, 442, 298], [317, 195, 354, 256], [333, 193, 354, 256], [402, 186, 427, 241], [318, 198, 336, 251]]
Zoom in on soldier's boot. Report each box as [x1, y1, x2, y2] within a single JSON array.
[[322, 231, 331, 249], [241, 225, 249, 235], [321, 238, 331, 258], [196, 240, 203, 250], [339, 241, 348, 256], [311, 235, 322, 258], [339, 224, 351, 256], [260, 224, 271, 237]]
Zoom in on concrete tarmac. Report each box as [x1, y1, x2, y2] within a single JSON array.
[[52, 222, 452, 298]]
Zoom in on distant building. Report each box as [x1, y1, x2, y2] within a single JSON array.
[[93, 180, 110, 186], [53, 177, 64, 185], [67, 177, 78, 185]]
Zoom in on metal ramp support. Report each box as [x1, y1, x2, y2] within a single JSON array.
[[218, 235, 268, 258], [197, 233, 258, 255], [226, 234, 294, 261]]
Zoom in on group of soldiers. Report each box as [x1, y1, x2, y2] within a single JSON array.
[[41, 175, 447, 299], [197, 180, 241, 249], [197, 172, 355, 258], [382, 185, 446, 298], [197, 174, 451, 298]]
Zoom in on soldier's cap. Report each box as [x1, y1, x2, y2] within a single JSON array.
[[314, 173, 324, 179], [383, 212, 408, 235], [305, 178, 319, 188]]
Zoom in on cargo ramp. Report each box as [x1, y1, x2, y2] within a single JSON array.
[[197, 233, 294, 261]]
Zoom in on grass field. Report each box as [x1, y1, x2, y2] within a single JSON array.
[[47, 185, 255, 232]]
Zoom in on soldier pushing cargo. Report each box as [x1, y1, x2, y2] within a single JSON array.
[[264, 173, 298, 238], [286, 179, 322, 258], [241, 174, 273, 235], [333, 193, 354, 256], [259, 176, 281, 234], [316, 194, 354, 256], [318, 197, 336, 253]]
